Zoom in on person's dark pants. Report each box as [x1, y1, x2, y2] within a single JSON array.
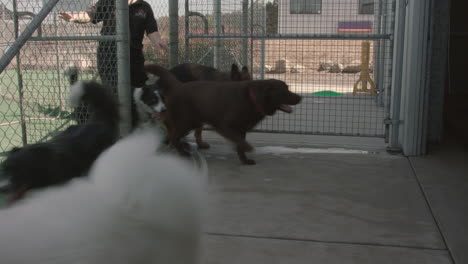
[[75, 41, 117, 124], [129, 47, 148, 130], [97, 40, 118, 92]]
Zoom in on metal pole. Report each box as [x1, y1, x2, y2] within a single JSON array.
[[378, 0, 389, 107], [187, 12, 209, 34], [116, 0, 131, 136], [53, 11, 63, 112], [213, 0, 221, 68], [383, 0, 395, 143], [12, 0, 27, 146], [260, 2, 266, 80], [184, 9, 210, 64], [398, 0, 432, 155], [186, 33, 392, 40], [249, 0, 254, 73], [169, 0, 179, 67], [29, 35, 116, 41], [242, 0, 248, 67], [388, 0, 406, 150], [0, 0, 60, 73], [375, 0, 385, 106], [184, 0, 189, 62]]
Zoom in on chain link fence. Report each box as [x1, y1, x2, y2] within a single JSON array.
[[186, 0, 395, 137], [0, 0, 396, 161], [0, 0, 170, 161]]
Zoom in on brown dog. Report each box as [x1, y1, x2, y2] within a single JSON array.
[[162, 63, 251, 149], [145, 64, 301, 165]]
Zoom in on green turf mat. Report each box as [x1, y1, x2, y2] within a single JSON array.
[[311, 90, 343, 96]]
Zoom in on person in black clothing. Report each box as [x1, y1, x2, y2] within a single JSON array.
[[59, 0, 167, 126], [59, 0, 167, 89]]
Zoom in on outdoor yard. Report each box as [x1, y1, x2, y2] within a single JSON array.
[[0, 69, 82, 157]]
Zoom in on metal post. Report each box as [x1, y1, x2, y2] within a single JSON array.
[[383, 0, 395, 144], [53, 12, 63, 112], [378, 0, 386, 106], [169, 0, 179, 67], [213, 0, 221, 68], [242, 0, 248, 67], [398, 0, 432, 155], [388, 0, 406, 150], [260, 2, 266, 80], [12, 0, 27, 146], [116, 0, 131, 136], [375, 0, 385, 106], [249, 0, 254, 73], [186, 33, 391, 40], [0, 0, 60, 73], [184, 0, 190, 62]]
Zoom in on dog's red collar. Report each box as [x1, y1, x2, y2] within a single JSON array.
[[248, 86, 265, 116]]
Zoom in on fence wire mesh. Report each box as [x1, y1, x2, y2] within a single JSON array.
[[186, 0, 394, 137], [0, 0, 169, 160], [0, 0, 395, 161]]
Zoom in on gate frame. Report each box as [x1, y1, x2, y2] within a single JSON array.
[[184, 0, 397, 139]]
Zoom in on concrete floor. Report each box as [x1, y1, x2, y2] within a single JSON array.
[[256, 95, 386, 137], [410, 140, 468, 264], [197, 133, 465, 264]]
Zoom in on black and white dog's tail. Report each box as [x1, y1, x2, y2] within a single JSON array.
[[67, 70, 119, 124]]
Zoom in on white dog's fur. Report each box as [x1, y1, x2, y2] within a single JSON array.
[[0, 128, 207, 264]]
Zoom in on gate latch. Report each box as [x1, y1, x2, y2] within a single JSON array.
[[384, 118, 403, 125]]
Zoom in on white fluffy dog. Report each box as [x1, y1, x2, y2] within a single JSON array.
[[0, 128, 207, 264]]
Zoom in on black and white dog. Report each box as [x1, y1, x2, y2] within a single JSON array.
[[132, 85, 167, 126], [0, 68, 119, 203]]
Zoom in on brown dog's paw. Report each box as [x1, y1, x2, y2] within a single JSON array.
[[197, 142, 210, 149]]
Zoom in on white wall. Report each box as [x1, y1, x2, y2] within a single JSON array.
[[278, 0, 375, 34]]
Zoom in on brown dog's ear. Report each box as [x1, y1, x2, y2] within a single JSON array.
[[231, 64, 241, 81]]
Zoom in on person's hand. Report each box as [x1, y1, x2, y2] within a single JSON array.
[[58, 12, 73, 22], [147, 32, 169, 52], [158, 40, 168, 51]]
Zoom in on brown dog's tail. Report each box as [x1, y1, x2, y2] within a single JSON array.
[[144, 64, 181, 90]]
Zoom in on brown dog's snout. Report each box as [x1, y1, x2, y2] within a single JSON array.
[[289, 93, 302, 105], [296, 94, 302, 104]]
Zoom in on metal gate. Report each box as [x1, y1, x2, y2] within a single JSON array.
[[0, 0, 396, 161], [185, 0, 395, 138], [0, 0, 171, 159]]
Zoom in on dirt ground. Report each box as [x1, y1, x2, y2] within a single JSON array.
[[250, 39, 381, 94], [255, 39, 376, 71]]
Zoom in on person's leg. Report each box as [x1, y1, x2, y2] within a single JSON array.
[[97, 41, 118, 93], [74, 41, 117, 125], [129, 48, 147, 130], [129, 48, 147, 88]]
